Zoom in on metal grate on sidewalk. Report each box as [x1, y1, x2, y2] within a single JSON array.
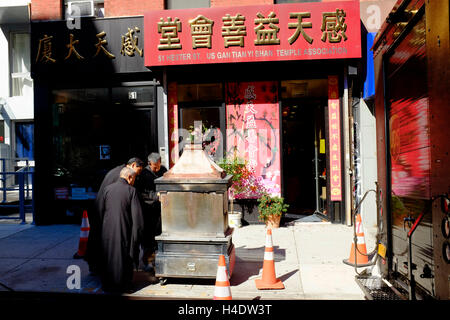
[[355, 276, 406, 300]]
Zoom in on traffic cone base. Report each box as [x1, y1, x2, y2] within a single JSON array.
[[343, 213, 372, 267], [213, 255, 232, 300], [74, 210, 90, 259], [343, 239, 372, 267], [255, 278, 285, 290], [255, 229, 285, 290]]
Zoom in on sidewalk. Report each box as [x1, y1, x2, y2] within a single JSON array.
[[0, 218, 366, 300]]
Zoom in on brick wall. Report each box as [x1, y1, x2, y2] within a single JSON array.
[[31, 0, 63, 21], [105, 0, 164, 17], [211, 0, 273, 7]]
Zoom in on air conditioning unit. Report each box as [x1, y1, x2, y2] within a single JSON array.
[[67, 1, 95, 17]]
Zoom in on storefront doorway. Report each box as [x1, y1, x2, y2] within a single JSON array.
[[177, 83, 225, 161], [281, 80, 328, 215], [114, 106, 156, 164], [179, 103, 225, 161]]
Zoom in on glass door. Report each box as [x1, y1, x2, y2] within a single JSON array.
[[179, 103, 225, 162]]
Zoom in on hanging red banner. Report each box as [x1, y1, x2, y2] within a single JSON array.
[[328, 75, 342, 201], [144, 1, 361, 67], [226, 81, 281, 198]]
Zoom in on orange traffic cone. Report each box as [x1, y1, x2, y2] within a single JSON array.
[[343, 213, 372, 267], [213, 255, 232, 300], [74, 210, 90, 259], [255, 228, 284, 290]]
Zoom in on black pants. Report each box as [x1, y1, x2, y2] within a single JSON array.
[[142, 202, 161, 265]]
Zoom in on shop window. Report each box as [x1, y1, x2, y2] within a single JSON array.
[[11, 33, 32, 97], [166, 0, 210, 9], [51, 86, 157, 191], [177, 83, 223, 103], [180, 107, 221, 134], [15, 122, 34, 159], [51, 88, 110, 189], [281, 79, 328, 100], [177, 83, 224, 161]]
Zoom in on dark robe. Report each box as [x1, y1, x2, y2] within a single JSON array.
[[98, 178, 144, 292], [135, 165, 167, 254], [86, 164, 125, 273]]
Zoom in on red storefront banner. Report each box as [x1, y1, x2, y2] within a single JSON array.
[[144, 1, 361, 67], [226, 81, 281, 198], [328, 75, 342, 201]]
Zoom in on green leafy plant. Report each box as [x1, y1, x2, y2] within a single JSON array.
[[257, 193, 289, 222]]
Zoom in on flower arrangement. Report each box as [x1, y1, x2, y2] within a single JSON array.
[[218, 157, 265, 200], [219, 155, 288, 228], [257, 193, 289, 223]]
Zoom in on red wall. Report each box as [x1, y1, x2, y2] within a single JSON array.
[[31, 0, 63, 20], [105, 0, 164, 17]]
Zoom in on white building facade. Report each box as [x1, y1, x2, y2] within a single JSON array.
[[0, 0, 34, 177]]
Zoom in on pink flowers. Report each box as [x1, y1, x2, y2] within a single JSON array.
[[231, 173, 266, 200], [219, 157, 280, 200], [219, 158, 263, 200]]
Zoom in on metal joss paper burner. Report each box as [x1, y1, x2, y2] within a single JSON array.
[[154, 143, 235, 280]]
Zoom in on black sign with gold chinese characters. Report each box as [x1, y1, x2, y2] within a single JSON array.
[[31, 17, 147, 79]]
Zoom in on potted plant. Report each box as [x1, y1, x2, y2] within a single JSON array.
[[257, 193, 289, 229]]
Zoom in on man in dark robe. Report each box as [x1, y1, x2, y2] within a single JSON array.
[[98, 167, 144, 293], [134, 152, 167, 271], [86, 157, 144, 274]]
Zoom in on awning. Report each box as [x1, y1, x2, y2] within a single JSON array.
[[0, 1, 30, 24]]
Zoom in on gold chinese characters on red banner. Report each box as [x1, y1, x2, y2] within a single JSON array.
[[144, 1, 361, 66], [328, 75, 342, 201]]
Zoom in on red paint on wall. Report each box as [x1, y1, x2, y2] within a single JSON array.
[[31, 0, 63, 20], [105, 0, 164, 17]]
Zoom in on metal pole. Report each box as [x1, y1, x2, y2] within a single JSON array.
[[31, 172, 35, 225], [19, 172, 25, 224], [343, 69, 352, 226], [313, 117, 321, 214], [2, 159, 6, 203], [25, 159, 30, 199]]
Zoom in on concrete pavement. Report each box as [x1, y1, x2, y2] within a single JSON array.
[[0, 217, 368, 300]]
